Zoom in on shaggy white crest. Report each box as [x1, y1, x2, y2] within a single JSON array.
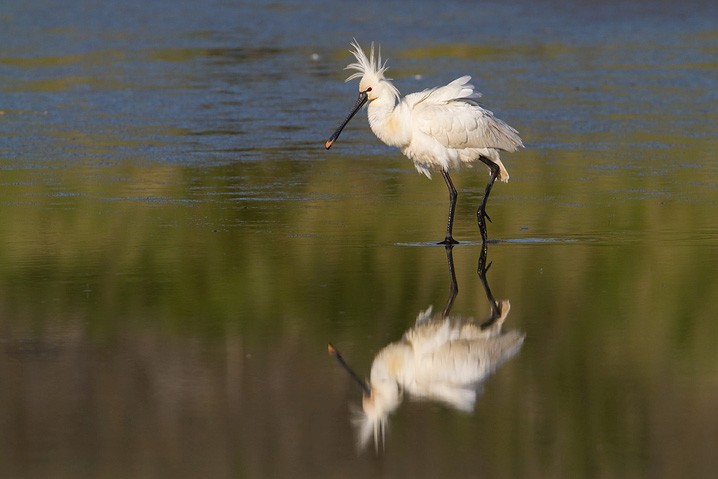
[[344, 40, 400, 101], [352, 398, 389, 453]]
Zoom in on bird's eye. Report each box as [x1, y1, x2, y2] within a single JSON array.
[[365, 87, 372, 92]]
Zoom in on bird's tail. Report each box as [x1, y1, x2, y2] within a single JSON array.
[[495, 159, 509, 183]]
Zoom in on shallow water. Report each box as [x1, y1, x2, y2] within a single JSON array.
[[2, 0, 718, 477]]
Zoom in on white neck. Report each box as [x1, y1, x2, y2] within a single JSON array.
[[367, 96, 411, 148]]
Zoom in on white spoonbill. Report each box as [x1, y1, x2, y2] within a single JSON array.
[[328, 303, 523, 450], [325, 41, 524, 243]]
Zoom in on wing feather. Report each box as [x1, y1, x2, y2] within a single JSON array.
[[412, 77, 523, 152]]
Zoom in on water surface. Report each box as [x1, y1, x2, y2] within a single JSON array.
[[1, 0, 718, 477]]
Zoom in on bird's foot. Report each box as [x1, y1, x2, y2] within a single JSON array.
[[478, 208, 492, 224], [477, 211, 490, 243], [438, 236, 459, 245], [478, 259, 493, 278]]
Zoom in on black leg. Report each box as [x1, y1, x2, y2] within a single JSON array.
[[441, 245, 459, 317], [439, 169, 459, 245], [477, 241, 501, 325], [477, 157, 500, 243]]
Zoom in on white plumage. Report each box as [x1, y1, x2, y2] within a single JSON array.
[[355, 303, 524, 450], [326, 41, 524, 243]]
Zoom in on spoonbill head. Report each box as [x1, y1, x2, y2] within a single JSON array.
[[325, 41, 524, 243], [325, 41, 399, 150], [328, 342, 401, 451]]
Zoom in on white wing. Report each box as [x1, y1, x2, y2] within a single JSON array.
[[412, 77, 523, 152]]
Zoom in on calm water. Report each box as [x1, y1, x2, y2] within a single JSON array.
[[2, 0, 718, 477]]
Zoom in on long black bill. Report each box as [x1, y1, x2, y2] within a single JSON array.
[[325, 91, 368, 149], [327, 343, 371, 395]]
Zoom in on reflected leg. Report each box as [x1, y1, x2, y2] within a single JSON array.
[[441, 245, 459, 317], [477, 241, 502, 327]]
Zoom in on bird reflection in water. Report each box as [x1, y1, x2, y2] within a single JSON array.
[[329, 244, 524, 451]]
